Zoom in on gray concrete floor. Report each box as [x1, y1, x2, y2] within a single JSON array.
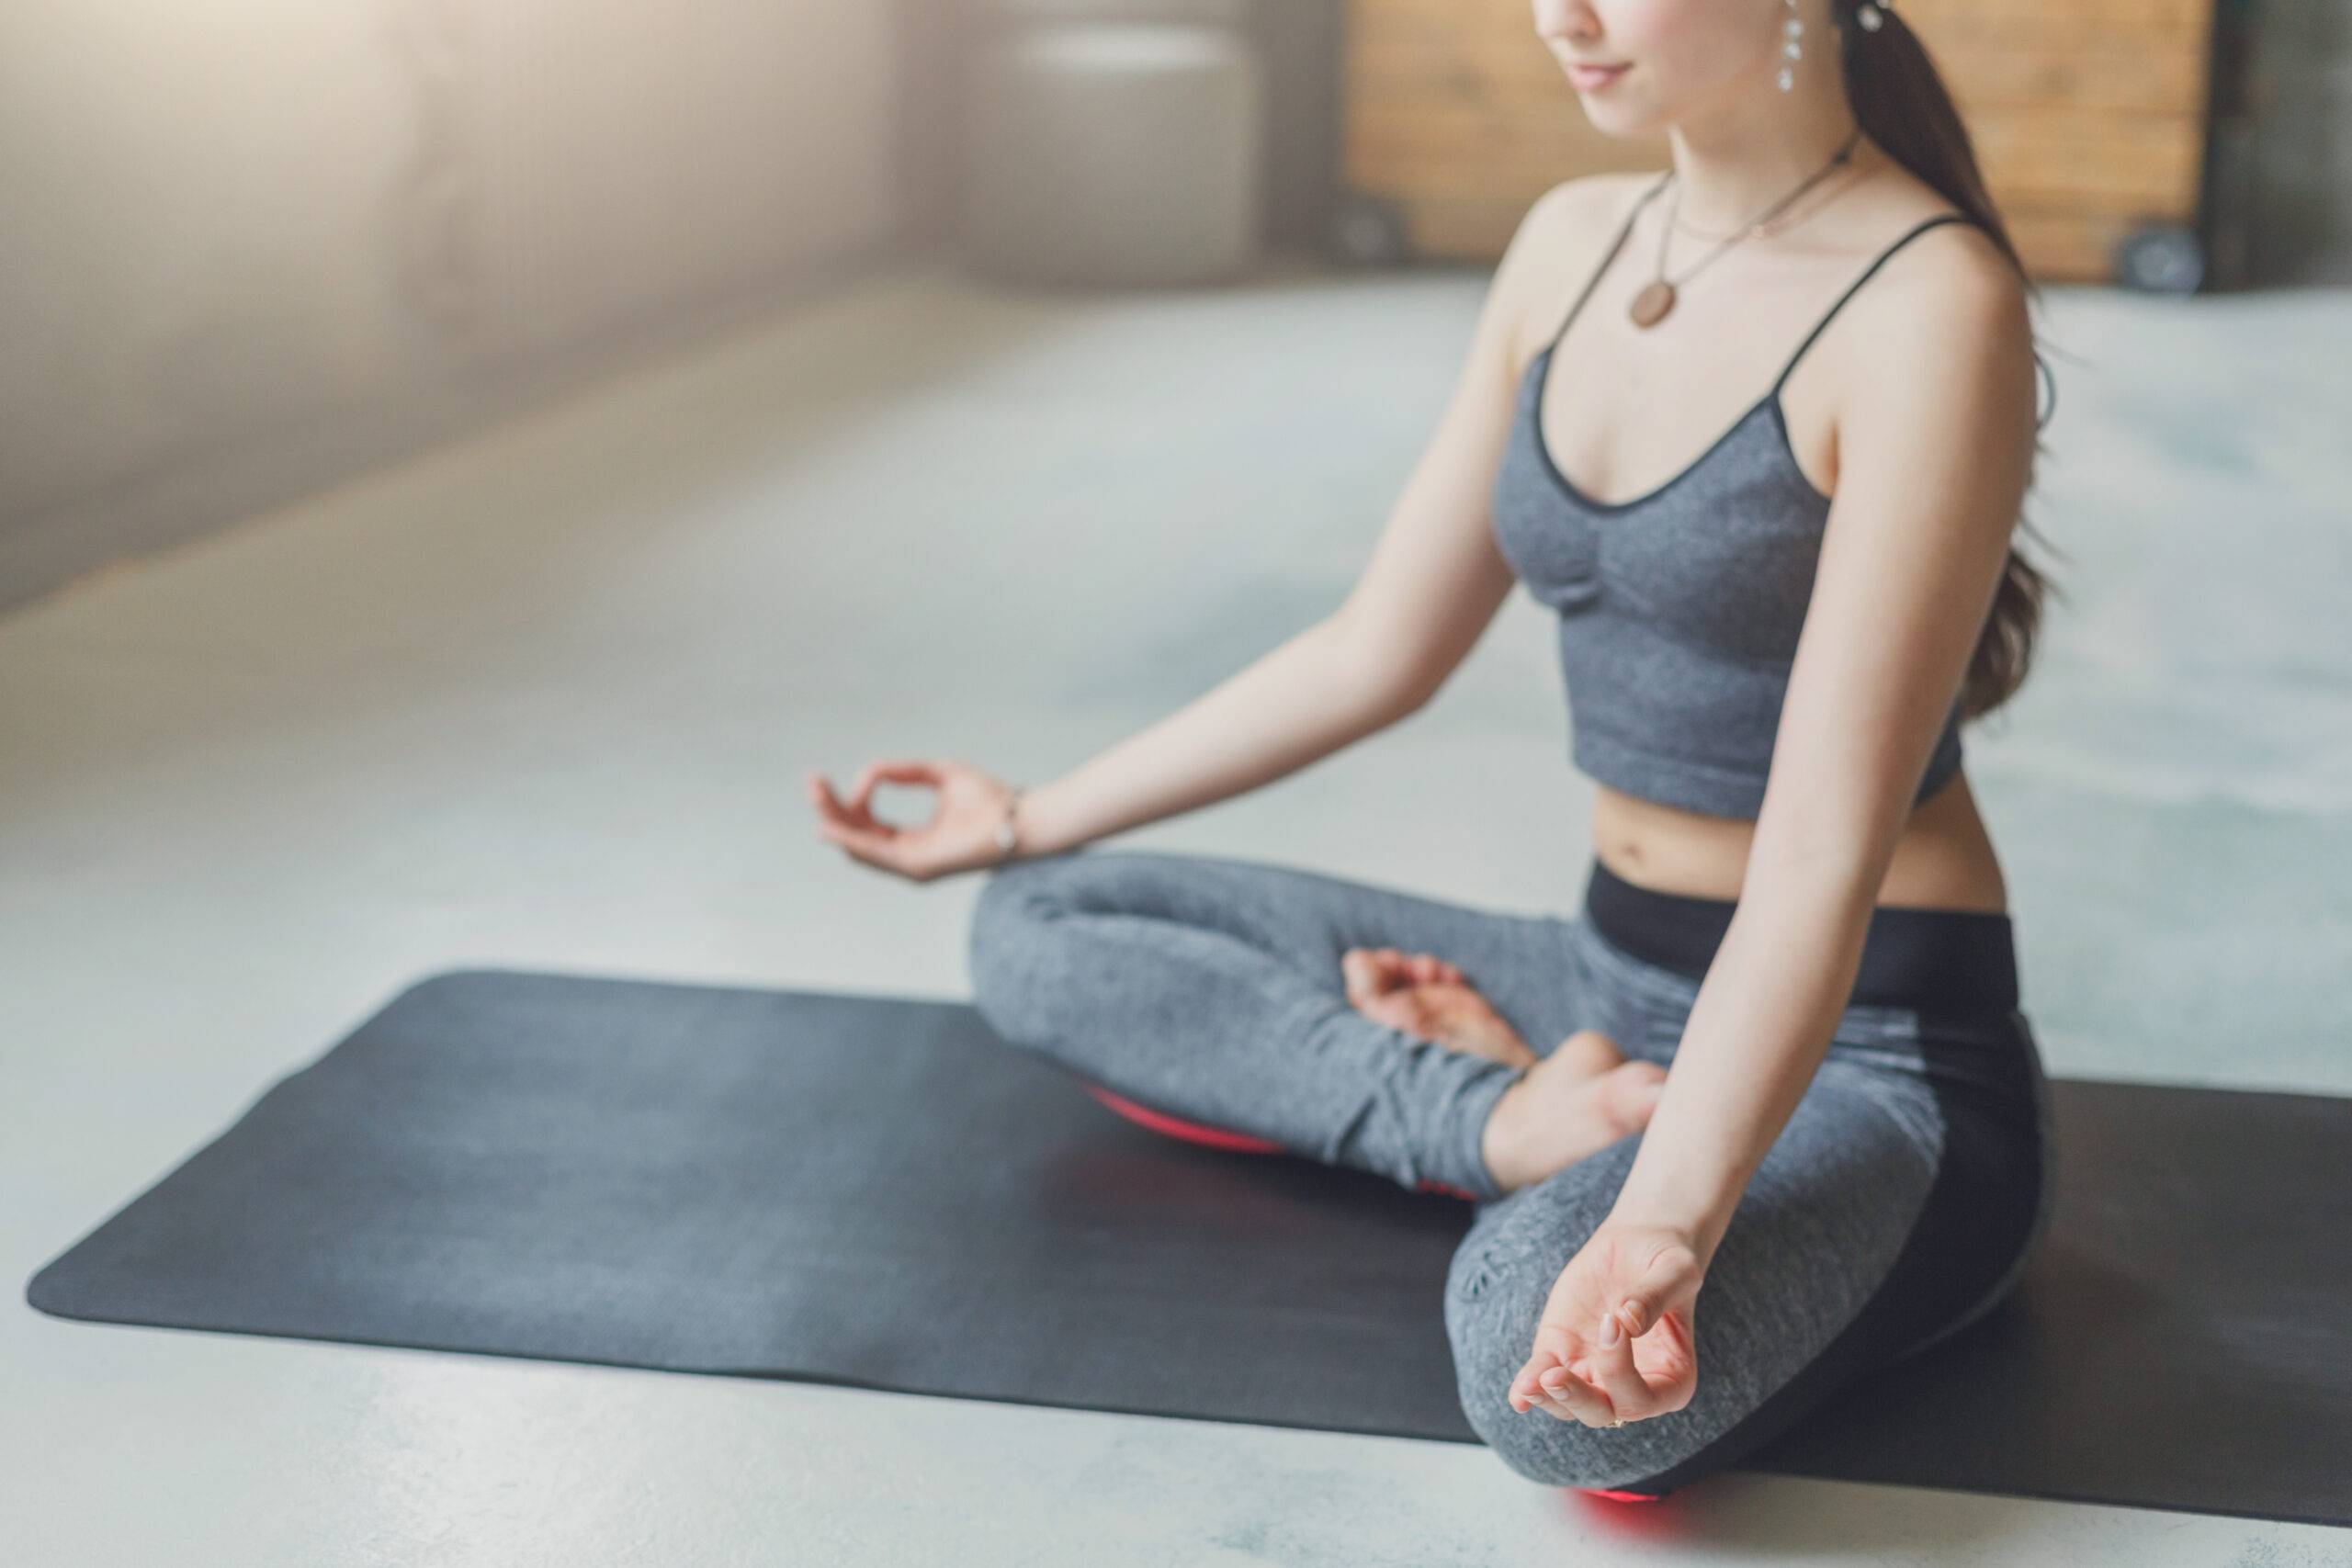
[[6, 257, 2349, 1564]]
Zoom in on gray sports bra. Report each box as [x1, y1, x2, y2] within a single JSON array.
[[1490, 172, 2056, 821]]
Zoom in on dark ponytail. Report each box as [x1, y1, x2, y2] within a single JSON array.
[[1836, 0, 2066, 721]]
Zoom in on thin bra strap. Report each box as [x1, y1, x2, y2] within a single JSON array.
[[1768, 212, 1981, 399], [1538, 194, 2060, 431], [1542, 171, 1676, 354]]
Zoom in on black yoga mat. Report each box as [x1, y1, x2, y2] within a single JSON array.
[[27, 969, 2351, 1527]]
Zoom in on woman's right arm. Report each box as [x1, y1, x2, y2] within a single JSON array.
[[812, 180, 1605, 879], [1006, 183, 1596, 861]]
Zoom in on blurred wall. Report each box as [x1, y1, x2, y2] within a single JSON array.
[[0, 0, 903, 609], [2245, 0, 2352, 284]]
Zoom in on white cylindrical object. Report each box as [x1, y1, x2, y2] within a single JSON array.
[[960, 20, 1264, 287]]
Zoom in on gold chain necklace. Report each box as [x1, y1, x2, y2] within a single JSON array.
[[1670, 156, 1877, 244], [1629, 125, 1867, 330]]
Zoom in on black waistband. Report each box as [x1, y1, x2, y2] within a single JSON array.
[[1582, 859, 2019, 1019]]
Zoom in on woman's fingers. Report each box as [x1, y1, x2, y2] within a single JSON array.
[[811, 765, 936, 842], [810, 790, 887, 840], [1585, 1305, 1657, 1421], [1528, 1360, 1617, 1427], [846, 758, 942, 816], [805, 770, 842, 818], [808, 772, 881, 829], [1507, 1351, 1560, 1414], [808, 763, 1018, 884], [1510, 1348, 1604, 1423], [818, 811, 902, 863], [808, 773, 911, 869], [1510, 1224, 1713, 1431], [820, 821, 902, 874], [1341, 949, 1469, 1001]]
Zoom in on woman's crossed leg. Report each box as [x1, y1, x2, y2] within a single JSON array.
[[965, 845, 1655, 1201], [1443, 1055, 1971, 1492], [963, 845, 2029, 1495]]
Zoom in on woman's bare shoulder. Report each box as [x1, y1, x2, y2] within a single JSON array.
[[1493, 172, 1659, 351], [1522, 169, 1658, 245]]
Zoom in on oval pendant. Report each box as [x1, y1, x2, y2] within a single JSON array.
[[1629, 279, 1676, 328]]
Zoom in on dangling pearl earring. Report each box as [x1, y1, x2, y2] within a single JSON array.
[[1777, 0, 1803, 92], [1857, 0, 1887, 30]]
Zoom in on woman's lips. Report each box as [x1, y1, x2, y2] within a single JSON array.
[[1566, 62, 1630, 91]]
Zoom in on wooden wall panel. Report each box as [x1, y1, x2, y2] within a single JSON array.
[[1340, 0, 2216, 281]]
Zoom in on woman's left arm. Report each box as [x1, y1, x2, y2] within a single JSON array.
[[1606, 235, 2041, 1265], [1511, 231, 2043, 1426]]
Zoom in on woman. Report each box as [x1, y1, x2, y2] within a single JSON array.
[[808, 0, 2063, 1500]]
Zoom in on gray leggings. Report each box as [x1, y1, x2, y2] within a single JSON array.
[[965, 845, 2055, 1495]]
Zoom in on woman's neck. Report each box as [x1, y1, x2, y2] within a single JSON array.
[[1661, 86, 1877, 236]]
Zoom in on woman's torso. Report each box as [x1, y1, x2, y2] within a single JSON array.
[[1510, 166, 2016, 917], [1592, 771, 2009, 914]]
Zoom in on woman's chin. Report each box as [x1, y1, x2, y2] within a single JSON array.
[[1575, 104, 1661, 140], [1559, 85, 1658, 136]]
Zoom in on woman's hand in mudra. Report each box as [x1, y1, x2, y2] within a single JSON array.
[[807, 760, 1016, 884], [1509, 1220, 1705, 1428], [1339, 948, 1538, 1069]]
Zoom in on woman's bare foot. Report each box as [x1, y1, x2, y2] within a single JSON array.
[[1479, 1030, 1669, 1195], [1340, 947, 1539, 1069]]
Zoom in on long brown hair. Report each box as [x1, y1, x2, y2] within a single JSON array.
[[1834, 0, 2065, 720]]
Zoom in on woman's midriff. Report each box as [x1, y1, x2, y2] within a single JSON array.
[[1589, 768, 2010, 915]]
